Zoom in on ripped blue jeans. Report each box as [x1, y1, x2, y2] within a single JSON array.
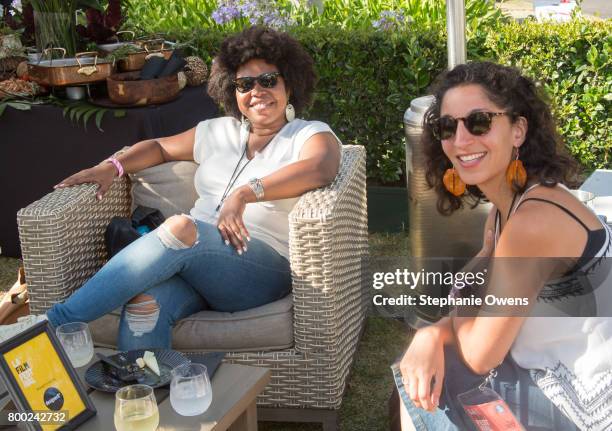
[[46, 218, 291, 351]]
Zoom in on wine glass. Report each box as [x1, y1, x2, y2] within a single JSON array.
[[170, 363, 212, 416], [55, 322, 94, 368], [114, 384, 159, 431]]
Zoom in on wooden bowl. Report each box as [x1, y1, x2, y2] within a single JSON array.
[[106, 71, 179, 106]]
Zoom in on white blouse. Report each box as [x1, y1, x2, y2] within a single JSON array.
[[190, 116, 339, 259]]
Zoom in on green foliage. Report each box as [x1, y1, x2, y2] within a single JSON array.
[[298, 26, 446, 184], [60, 101, 126, 131], [123, 0, 222, 33], [485, 18, 612, 172], [126, 0, 610, 183], [123, 0, 501, 33]]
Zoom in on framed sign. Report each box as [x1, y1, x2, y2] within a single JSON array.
[[0, 320, 96, 430]]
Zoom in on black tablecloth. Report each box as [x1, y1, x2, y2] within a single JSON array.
[[0, 86, 219, 258]]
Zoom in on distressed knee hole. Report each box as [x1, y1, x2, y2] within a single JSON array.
[[156, 214, 199, 250], [125, 294, 160, 337]]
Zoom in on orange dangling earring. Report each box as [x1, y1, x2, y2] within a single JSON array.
[[506, 147, 527, 189], [443, 167, 466, 196]]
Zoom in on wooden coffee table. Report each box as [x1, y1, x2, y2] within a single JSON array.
[[1, 348, 270, 430]]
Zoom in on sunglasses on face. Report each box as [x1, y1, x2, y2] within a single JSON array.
[[430, 111, 514, 140], [233, 72, 282, 93]]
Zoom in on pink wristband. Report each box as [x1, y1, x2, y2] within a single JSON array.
[[106, 157, 124, 177]]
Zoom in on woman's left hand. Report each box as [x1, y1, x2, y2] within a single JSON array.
[[217, 190, 250, 254]]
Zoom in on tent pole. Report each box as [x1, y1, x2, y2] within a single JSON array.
[[446, 0, 467, 68]]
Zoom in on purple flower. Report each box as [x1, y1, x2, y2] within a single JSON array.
[[239, 1, 258, 16], [373, 10, 406, 31], [212, 0, 241, 25], [212, 0, 294, 28]]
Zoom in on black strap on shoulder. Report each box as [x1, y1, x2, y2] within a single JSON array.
[[515, 198, 590, 232]]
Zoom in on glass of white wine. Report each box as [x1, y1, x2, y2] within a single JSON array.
[[114, 384, 159, 431], [55, 322, 94, 368], [170, 363, 212, 416]]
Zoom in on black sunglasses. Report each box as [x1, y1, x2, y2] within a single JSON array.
[[430, 111, 514, 140], [233, 72, 282, 93]]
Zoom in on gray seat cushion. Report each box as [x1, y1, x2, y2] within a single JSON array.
[[129, 160, 199, 218], [89, 295, 294, 352]]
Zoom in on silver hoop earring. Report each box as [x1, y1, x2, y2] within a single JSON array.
[[241, 115, 250, 128], [285, 103, 295, 122]]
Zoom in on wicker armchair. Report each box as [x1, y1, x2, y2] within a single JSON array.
[[17, 145, 368, 430]]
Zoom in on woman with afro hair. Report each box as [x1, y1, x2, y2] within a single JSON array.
[[44, 26, 342, 350]]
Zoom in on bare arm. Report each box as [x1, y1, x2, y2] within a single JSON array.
[[236, 131, 340, 202], [111, 127, 197, 173], [400, 205, 560, 410], [216, 131, 341, 251], [450, 208, 567, 374], [55, 127, 196, 199]]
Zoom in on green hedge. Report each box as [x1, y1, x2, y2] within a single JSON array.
[[485, 19, 611, 172], [170, 19, 610, 184]]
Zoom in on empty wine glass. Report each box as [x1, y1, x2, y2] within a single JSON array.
[[55, 322, 94, 368], [170, 363, 212, 416], [114, 384, 159, 431]]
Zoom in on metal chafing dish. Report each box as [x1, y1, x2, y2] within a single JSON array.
[[98, 31, 140, 54], [118, 39, 175, 72], [98, 33, 175, 72], [28, 48, 115, 87]]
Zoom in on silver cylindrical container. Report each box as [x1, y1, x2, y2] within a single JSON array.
[[404, 96, 491, 258]]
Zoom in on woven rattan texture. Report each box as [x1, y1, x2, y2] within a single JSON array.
[[17, 145, 368, 409], [224, 145, 369, 409], [18, 178, 131, 314]]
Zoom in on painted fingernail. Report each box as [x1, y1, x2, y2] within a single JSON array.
[[237, 249, 243, 256], [225, 240, 230, 246], [246, 236, 251, 242], [243, 245, 248, 252]]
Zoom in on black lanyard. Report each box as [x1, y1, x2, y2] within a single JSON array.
[[215, 145, 252, 212]]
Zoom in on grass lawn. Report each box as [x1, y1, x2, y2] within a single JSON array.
[[0, 232, 412, 431]]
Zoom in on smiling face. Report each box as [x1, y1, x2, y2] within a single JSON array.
[[235, 58, 289, 130], [440, 84, 526, 192]]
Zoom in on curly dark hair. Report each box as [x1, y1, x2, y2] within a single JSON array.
[[207, 26, 316, 119], [423, 61, 579, 215]]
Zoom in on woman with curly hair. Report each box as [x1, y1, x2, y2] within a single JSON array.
[[30, 26, 341, 350], [396, 62, 612, 431]]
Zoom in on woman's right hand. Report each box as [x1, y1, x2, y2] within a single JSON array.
[[399, 326, 446, 412], [54, 162, 117, 200]]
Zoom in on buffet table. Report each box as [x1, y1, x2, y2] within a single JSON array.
[[0, 86, 219, 257]]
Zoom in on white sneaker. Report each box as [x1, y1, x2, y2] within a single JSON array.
[[0, 315, 48, 344]]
